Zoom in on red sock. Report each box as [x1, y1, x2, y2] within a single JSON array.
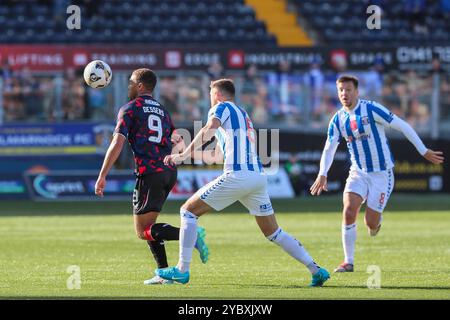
[[143, 224, 155, 241]]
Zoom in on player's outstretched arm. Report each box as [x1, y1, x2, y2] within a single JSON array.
[[386, 115, 444, 165], [164, 118, 221, 166], [310, 175, 328, 196], [95, 133, 126, 197], [311, 131, 339, 196], [311, 114, 341, 196]]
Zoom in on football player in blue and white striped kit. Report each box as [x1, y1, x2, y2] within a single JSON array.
[[157, 79, 330, 286], [310, 75, 444, 273]]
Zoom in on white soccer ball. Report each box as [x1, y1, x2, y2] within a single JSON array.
[[83, 60, 112, 88]]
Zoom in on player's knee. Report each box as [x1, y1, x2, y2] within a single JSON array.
[[343, 207, 358, 223], [365, 221, 378, 230], [135, 226, 152, 240], [181, 198, 205, 217], [364, 217, 379, 229], [180, 202, 191, 212]]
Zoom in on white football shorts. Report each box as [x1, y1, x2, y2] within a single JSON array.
[[344, 168, 394, 213], [194, 170, 274, 216]]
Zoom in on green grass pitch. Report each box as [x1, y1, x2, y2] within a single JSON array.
[[0, 195, 449, 299]]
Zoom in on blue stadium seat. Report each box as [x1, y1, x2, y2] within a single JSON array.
[[293, 0, 447, 46], [0, 0, 274, 46]]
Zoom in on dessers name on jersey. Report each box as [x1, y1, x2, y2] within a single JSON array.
[[143, 105, 165, 117]]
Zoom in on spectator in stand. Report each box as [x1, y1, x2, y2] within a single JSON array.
[[178, 76, 202, 121], [159, 76, 181, 122], [0, 61, 13, 90], [207, 61, 225, 81], [87, 86, 109, 120], [429, 54, 450, 121], [440, 0, 450, 19], [362, 59, 384, 101], [251, 81, 269, 125], [285, 153, 309, 197], [303, 60, 325, 120], [239, 92, 254, 116], [266, 60, 302, 121], [251, 99, 268, 125], [404, 69, 427, 100], [241, 64, 259, 95], [62, 68, 86, 120], [403, 0, 428, 34], [429, 54, 450, 88], [52, 0, 71, 23], [41, 78, 56, 121], [18, 67, 42, 118], [7, 77, 25, 121], [381, 78, 408, 118], [313, 94, 339, 127], [240, 64, 260, 116], [407, 98, 430, 129]]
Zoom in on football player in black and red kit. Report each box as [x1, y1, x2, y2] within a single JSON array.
[[95, 68, 208, 285]]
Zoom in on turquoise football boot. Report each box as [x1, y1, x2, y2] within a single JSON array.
[[195, 226, 209, 264], [309, 268, 330, 287], [156, 266, 190, 284]]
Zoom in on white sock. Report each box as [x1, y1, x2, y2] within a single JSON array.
[[177, 209, 198, 273], [267, 228, 320, 274], [342, 223, 357, 265]]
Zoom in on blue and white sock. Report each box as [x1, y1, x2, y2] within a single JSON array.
[[342, 223, 357, 265], [267, 227, 320, 274], [177, 208, 198, 273]]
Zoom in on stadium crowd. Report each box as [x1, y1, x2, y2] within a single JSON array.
[[1, 59, 449, 131]]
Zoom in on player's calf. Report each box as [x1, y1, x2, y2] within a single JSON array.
[[365, 209, 383, 237]]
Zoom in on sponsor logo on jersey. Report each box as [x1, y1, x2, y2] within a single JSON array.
[[361, 116, 370, 125], [346, 133, 370, 142]]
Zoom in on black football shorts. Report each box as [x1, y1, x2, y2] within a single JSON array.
[[132, 169, 177, 215]]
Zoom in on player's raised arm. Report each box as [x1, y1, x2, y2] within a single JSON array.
[[95, 133, 126, 197], [164, 118, 221, 166], [371, 102, 444, 165], [95, 102, 131, 197], [311, 114, 342, 196]]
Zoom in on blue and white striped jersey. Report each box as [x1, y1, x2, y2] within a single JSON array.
[[319, 99, 427, 175], [329, 99, 394, 172], [208, 101, 263, 173]]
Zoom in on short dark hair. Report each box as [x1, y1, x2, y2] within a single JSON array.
[[133, 68, 157, 91], [210, 79, 235, 97], [336, 75, 359, 89]]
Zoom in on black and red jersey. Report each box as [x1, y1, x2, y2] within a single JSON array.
[[115, 95, 176, 176]]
